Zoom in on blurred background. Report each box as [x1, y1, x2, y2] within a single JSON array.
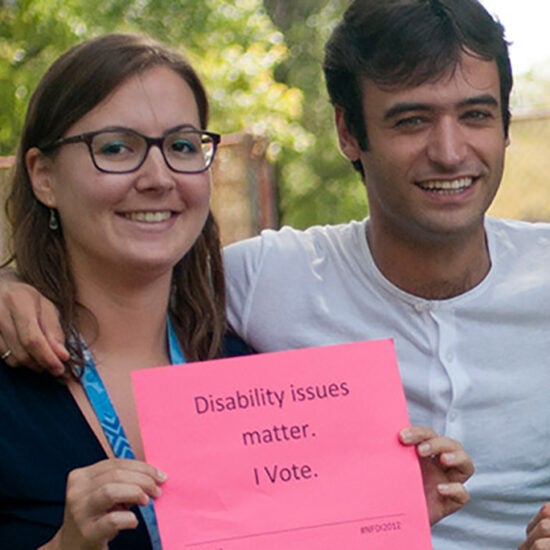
[[1, 0, 549, 251]]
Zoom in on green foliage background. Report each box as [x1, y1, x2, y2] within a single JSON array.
[[0, 0, 365, 228]]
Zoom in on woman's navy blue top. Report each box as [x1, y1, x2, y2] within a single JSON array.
[[0, 334, 252, 549]]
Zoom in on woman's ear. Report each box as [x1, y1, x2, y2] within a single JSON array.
[[25, 147, 57, 208], [334, 105, 362, 162]]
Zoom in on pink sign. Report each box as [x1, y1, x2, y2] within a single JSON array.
[[132, 339, 432, 549]]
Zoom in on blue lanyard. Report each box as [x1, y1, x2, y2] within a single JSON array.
[[80, 316, 185, 549]]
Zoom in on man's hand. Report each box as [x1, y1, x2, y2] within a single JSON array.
[[400, 425, 474, 525], [518, 503, 550, 550], [0, 269, 68, 375]]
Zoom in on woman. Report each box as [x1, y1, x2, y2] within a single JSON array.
[[0, 33, 472, 548], [1, 33, 224, 549]]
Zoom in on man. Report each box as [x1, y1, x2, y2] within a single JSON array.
[[224, 1, 550, 548], [0, 1, 549, 548]]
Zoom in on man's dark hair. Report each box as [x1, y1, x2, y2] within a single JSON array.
[[324, 0, 512, 173]]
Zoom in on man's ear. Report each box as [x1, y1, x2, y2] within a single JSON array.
[[334, 105, 362, 162], [25, 147, 57, 208]]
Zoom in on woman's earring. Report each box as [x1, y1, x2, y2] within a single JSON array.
[[49, 208, 59, 231]]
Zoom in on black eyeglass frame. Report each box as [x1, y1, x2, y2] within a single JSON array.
[[39, 126, 221, 174]]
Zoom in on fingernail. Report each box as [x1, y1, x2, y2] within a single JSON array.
[[156, 470, 168, 482], [443, 452, 456, 463], [438, 483, 450, 493], [400, 429, 413, 443], [418, 443, 431, 455]]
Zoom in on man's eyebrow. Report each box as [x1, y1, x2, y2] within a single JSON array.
[[383, 94, 500, 121], [458, 94, 499, 109], [383, 102, 431, 121]]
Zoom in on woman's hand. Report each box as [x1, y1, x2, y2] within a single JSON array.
[[40, 459, 166, 549], [0, 270, 68, 375], [399, 425, 474, 525], [518, 503, 550, 549]]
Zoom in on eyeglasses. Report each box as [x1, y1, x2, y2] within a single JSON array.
[[40, 126, 221, 174]]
